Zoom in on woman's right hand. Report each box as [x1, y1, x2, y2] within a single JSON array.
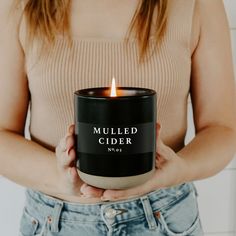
[[55, 125, 104, 199], [55, 125, 81, 197]]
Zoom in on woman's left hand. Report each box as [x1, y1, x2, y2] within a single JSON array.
[[80, 123, 190, 201]]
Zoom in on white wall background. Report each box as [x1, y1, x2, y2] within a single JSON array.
[[0, 1, 236, 235]]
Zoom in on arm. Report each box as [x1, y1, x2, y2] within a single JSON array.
[[97, 0, 236, 200], [178, 0, 236, 180], [0, 1, 85, 200], [0, 1, 59, 195]]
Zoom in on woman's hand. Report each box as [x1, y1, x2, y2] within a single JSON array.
[[100, 123, 190, 201], [82, 123, 190, 201], [55, 125, 104, 198]]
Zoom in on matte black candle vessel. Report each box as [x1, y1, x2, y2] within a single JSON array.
[[74, 87, 157, 189]]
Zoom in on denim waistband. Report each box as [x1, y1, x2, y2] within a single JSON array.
[[25, 182, 196, 228]]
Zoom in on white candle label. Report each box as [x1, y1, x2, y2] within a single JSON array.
[[76, 122, 155, 155]]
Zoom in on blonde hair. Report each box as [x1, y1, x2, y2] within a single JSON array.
[[19, 0, 169, 58]]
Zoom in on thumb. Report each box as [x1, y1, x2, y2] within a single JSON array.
[[68, 167, 80, 184]]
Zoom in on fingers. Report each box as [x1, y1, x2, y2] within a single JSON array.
[[157, 139, 171, 160], [56, 138, 75, 168], [80, 183, 104, 198], [56, 135, 67, 153], [55, 125, 82, 196], [67, 167, 80, 184], [68, 124, 75, 135], [65, 124, 75, 153], [57, 124, 75, 153], [156, 122, 161, 138], [56, 124, 76, 170], [156, 154, 166, 169], [66, 135, 75, 153], [101, 182, 151, 201], [156, 123, 175, 161]]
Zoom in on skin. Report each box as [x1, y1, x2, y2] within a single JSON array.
[[0, 0, 236, 203]]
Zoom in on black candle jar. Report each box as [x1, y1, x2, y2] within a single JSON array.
[[74, 87, 157, 189]]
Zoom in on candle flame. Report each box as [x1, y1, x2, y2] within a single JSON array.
[[110, 77, 117, 97]]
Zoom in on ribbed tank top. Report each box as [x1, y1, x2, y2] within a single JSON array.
[[19, 0, 200, 151]]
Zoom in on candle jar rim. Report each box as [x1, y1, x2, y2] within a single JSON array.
[[74, 87, 156, 100]]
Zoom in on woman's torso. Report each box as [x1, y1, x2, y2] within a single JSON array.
[[19, 0, 200, 203]]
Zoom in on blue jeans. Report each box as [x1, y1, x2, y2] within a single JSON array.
[[19, 183, 204, 236]]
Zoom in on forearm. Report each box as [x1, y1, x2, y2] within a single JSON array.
[[0, 130, 63, 195], [178, 125, 236, 182]]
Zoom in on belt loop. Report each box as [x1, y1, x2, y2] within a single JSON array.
[[140, 196, 158, 230], [50, 200, 64, 233]]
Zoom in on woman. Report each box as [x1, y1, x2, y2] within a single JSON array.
[[0, 0, 235, 235]]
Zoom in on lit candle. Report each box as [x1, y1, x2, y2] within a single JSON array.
[[74, 79, 157, 189]]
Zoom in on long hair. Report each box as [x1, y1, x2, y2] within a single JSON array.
[[18, 0, 169, 58]]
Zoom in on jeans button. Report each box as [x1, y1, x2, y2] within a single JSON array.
[[105, 208, 117, 219]]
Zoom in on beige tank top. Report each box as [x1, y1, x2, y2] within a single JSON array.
[[19, 0, 200, 151]]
